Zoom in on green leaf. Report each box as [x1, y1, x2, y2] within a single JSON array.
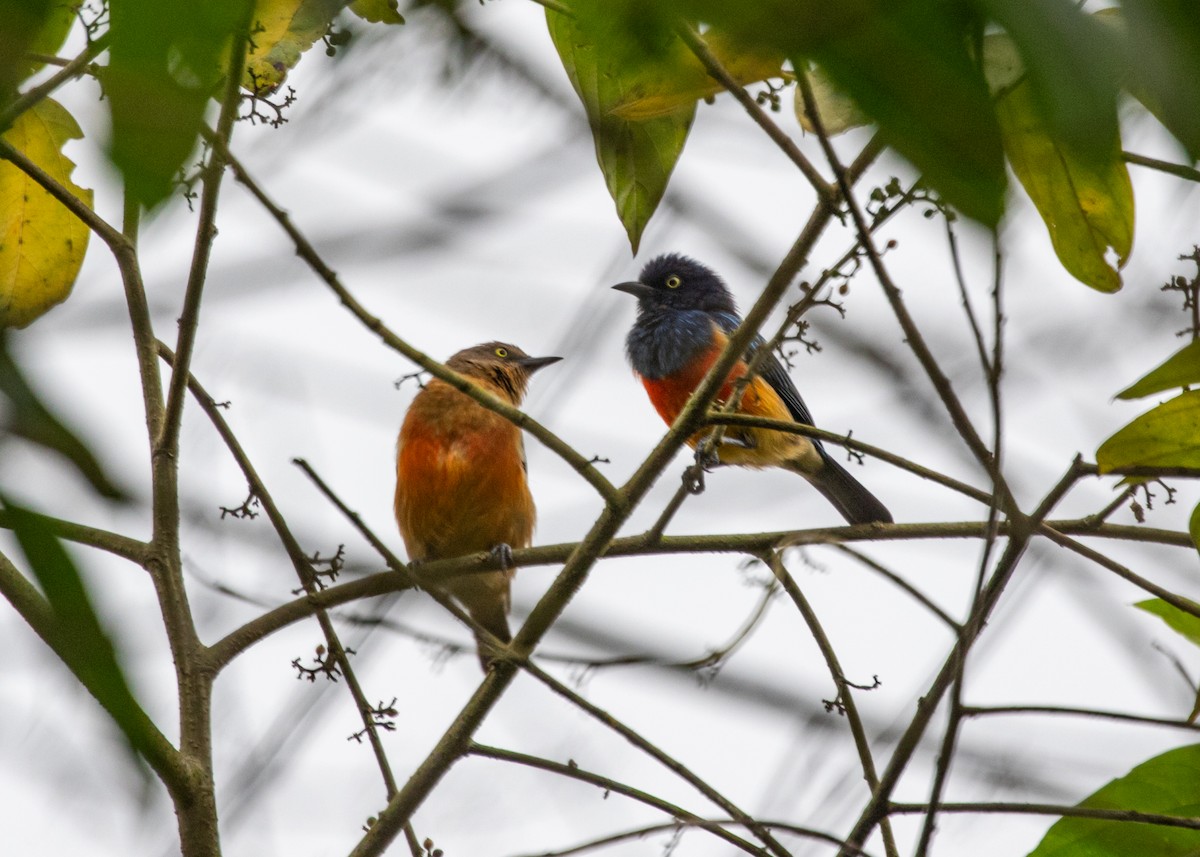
[[348, 0, 403, 26], [1027, 744, 1200, 857], [979, 0, 1121, 161], [609, 28, 783, 121], [3, 496, 158, 767], [1096, 391, 1200, 473], [0, 97, 92, 327], [996, 72, 1133, 293], [0, 0, 54, 108], [546, 2, 694, 254], [1191, 502, 1200, 556], [107, 0, 243, 207], [1117, 340, 1200, 401], [244, 0, 349, 95], [674, 0, 1007, 225], [1120, 0, 1200, 161], [0, 331, 125, 499], [1135, 599, 1200, 649]]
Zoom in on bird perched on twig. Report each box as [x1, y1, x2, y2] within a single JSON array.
[[394, 342, 561, 667], [613, 253, 891, 525]]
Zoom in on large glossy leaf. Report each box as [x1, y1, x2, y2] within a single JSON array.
[[0, 98, 92, 327], [0, 0, 53, 109], [107, 0, 242, 206], [979, 0, 1120, 160], [1096, 391, 1200, 473], [546, 3, 694, 254], [609, 29, 783, 121], [674, 0, 1007, 225], [3, 496, 158, 766], [1120, 0, 1200, 160], [16, 0, 78, 84], [1027, 744, 1200, 856], [1117, 340, 1200, 401], [244, 0, 349, 96], [996, 73, 1133, 292]]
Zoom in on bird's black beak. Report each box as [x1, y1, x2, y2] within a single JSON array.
[[612, 281, 656, 300], [516, 355, 563, 373]]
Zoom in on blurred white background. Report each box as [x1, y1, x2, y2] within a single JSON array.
[[2, 2, 1199, 855]]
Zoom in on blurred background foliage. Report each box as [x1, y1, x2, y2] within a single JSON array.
[[2, 1, 1200, 855]]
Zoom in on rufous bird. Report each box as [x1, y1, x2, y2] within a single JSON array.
[[395, 342, 561, 667]]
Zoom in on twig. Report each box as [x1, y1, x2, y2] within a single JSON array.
[[766, 553, 898, 857], [157, 344, 401, 801], [203, 132, 621, 508], [518, 658, 795, 857], [675, 25, 835, 204], [0, 33, 110, 131], [889, 801, 1200, 830], [206, 514, 1195, 670], [468, 744, 770, 856], [0, 509, 147, 563], [1123, 150, 1200, 184]]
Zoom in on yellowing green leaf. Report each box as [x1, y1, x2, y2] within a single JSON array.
[[245, 0, 347, 95], [610, 30, 782, 121], [0, 98, 91, 328], [546, 6, 694, 254], [794, 65, 868, 135], [1117, 339, 1200, 400], [1135, 599, 1200, 649], [1027, 744, 1200, 857], [997, 76, 1133, 292], [348, 0, 403, 26], [1096, 391, 1200, 473]]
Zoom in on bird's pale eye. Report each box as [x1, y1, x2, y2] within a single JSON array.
[[666, 274, 682, 289], [494, 347, 509, 358]]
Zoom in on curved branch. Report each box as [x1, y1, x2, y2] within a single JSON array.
[[0, 509, 147, 564], [468, 744, 769, 856]]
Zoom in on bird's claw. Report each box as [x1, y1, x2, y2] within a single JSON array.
[[695, 446, 721, 472], [490, 543, 515, 570]]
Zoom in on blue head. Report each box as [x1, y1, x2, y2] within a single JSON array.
[[613, 254, 739, 379], [612, 253, 739, 317]]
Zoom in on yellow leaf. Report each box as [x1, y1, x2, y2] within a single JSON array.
[[609, 29, 783, 121], [0, 99, 92, 329], [348, 0, 403, 25], [244, 0, 347, 95], [996, 74, 1134, 292]]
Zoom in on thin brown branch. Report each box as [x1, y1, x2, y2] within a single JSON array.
[[0, 33, 110, 131], [962, 703, 1200, 731], [518, 658, 794, 857], [767, 553, 898, 857], [468, 744, 770, 856], [509, 820, 876, 857], [839, 458, 1087, 855], [157, 344, 400, 799], [208, 515, 1194, 670], [0, 509, 147, 564], [675, 25, 835, 204], [1123, 150, 1200, 184], [889, 801, 1200, 830], [830, 545, 960, 630], [347, 159, 855, 857], [204, 132, 621, 508]]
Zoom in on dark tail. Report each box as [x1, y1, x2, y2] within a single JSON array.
[[789, 455, 892, 525]]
